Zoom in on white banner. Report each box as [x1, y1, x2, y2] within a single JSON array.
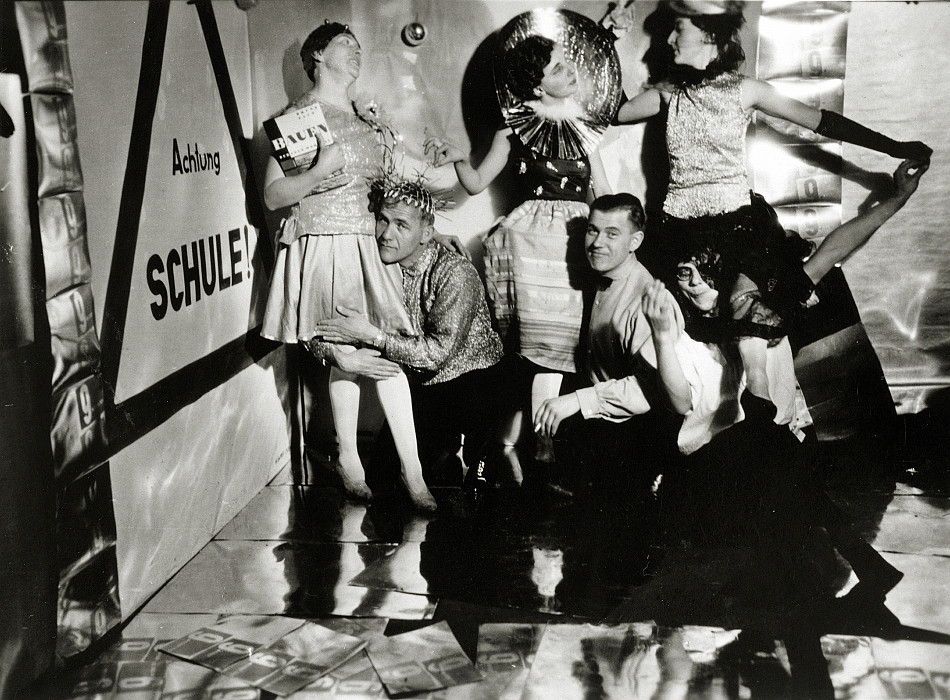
[[115, 1, 258, 403]]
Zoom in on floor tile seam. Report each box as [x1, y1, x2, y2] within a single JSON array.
[[883, 509, 950, 519], [886, 496, 950, 511], [878, 548, 950, 561], [211, 536, 407, 544]]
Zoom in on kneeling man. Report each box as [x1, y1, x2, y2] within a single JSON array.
[[315, 178, 505, 485], [533, 193, 686, 496]]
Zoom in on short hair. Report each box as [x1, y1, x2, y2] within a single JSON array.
[[589, 193, 646, 232], [687, 13, 745, 75], [503, 35, 555, 102], [300, 22, 355, 83]]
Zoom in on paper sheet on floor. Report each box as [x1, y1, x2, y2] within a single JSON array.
[[519, 622, 660, 700], [158, 615, 304, 671], [475, 624, 545, 700], [279, 619, 390, 698], [158, 615, 366, 696], [365, 621, 483, 696]]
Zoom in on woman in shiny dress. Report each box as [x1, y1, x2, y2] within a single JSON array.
[[261, 23, 436, 510], [616, 0, 931, 411]]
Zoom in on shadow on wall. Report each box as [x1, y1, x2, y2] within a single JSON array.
[[282, 37, 309, 107], [459, 28, 516, 220]]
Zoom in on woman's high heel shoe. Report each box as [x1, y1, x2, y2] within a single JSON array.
[[333, 462, 373, 502], [837, 538, 904, 602], [400, 474, 437, 512]]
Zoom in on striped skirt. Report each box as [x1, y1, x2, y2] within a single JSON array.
[[483, 199, 589, 374]]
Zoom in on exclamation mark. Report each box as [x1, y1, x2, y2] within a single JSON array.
[[244, 225, 252, 279]]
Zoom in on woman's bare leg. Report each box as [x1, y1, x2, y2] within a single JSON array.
[[499, 410, 525, 484], [376, 371, 437, 511], [328, 362, 372, 500], [531, 372, 563, 462]]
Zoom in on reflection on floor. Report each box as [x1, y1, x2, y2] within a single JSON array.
[[42, 439, 950, 699]]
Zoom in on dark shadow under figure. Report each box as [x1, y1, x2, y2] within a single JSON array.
[[636, 6, 676, 276]]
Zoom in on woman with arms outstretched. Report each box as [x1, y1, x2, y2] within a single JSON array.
[[616, 0, 931, 410]]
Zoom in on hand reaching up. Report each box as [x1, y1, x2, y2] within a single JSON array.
[[893, 158, 930, 202], [424, 136, 467, 168], [642, 280, 679, 341]]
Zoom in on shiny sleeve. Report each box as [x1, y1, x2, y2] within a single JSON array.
[[303, 338, 331, 364], [383, 261, 479, 372]]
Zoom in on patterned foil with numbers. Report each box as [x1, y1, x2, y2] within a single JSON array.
[[15, 0, 121, 658]]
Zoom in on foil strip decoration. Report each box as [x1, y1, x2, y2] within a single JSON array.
[[494, 8, 622, 160], [758, 8, 848, 81], [752, 2, 902, 445], [39, 192, 92, 299], [15, 0, 121, 657]]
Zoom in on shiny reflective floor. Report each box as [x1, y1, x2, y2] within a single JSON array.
[[41, 435, 950, 698]]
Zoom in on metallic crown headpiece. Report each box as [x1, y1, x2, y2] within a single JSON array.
[[384, 180, 436, 216], [370, 172, 452, 218]]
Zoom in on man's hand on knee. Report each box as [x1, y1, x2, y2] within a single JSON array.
[[329, 346, 401, 380], [533, 394, 581, 438]]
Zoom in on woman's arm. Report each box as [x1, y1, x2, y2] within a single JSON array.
[[742, 77, 820, 130], [744, 77, 932, 161], [803, 159, 928, 284], [425, 129, 511, 195], [262, 142, 346, 210], [589, 148, 612, 198], [615, 88, 664, 124]]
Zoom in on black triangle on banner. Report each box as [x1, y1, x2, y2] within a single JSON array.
[[100, 0, 273, 457]]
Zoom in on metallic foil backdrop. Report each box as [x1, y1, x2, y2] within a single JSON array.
[[15, 0, 122, 658], [0, 70, 58, 695], [841, 2, 950, 415], [753, 1, 898, 443]]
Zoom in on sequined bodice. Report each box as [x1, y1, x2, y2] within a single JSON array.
[[664, 72, 751, 219], [514, 139, 590, 203], [291, 98, 382, 236]]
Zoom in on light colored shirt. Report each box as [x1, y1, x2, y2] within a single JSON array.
[[574, 256, 690, 422], [675, 335, 805, 455]]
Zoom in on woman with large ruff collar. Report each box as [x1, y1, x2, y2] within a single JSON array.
[[426, 9, 621, 469]]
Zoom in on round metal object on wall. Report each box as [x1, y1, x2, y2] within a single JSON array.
[[401, 22, 427, 47], [494, 8, 622, 159]]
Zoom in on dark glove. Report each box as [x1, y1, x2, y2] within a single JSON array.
[[761, 264, 816, 316], [815, 109, 932, 161], [895, 140, 933, 162]]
